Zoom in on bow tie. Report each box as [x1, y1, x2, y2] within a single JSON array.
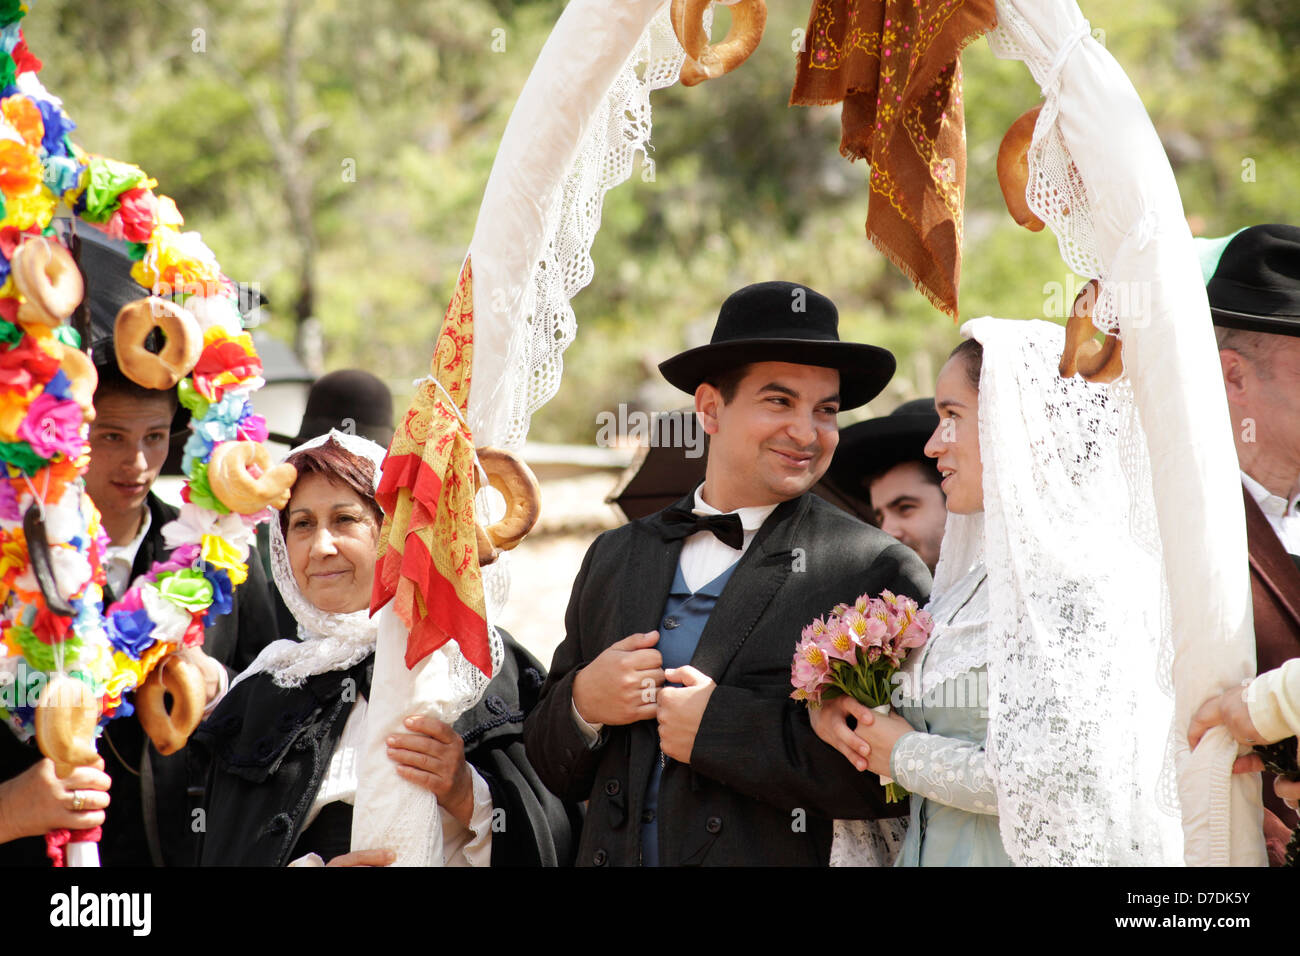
[[660, 506, 745, 550]]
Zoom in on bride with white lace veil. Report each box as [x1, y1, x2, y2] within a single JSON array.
[[815, 321, 1183, 866]]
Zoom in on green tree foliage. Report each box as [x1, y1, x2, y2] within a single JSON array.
[[23, 0, 1299, 441]]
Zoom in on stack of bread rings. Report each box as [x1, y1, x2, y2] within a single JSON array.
[[0, 12, 292, 794]]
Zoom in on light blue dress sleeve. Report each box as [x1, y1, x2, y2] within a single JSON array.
[[891, 731, 998, 816]]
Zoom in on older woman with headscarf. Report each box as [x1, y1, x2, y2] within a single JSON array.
[[192, 431, 580, 866]]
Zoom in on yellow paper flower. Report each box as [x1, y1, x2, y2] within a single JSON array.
[[200, 534, 249, 586], [0, 187, 55, 231]]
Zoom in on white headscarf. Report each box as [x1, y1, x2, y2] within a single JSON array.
[[232, 430, 388, 689]]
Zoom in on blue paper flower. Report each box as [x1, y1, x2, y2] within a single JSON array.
[[201, 565, 233, 627], [106, 608, 156, 659]]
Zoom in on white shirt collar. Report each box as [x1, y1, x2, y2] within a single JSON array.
[[104, 506, 152, 596], [692, 485, 779, 532], [1241, 470, 1300, 520]]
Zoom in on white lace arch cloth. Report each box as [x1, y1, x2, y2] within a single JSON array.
[[987, 0, 1260, 866]]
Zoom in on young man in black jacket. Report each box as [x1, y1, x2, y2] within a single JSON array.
[[524, 281, 931, 866]]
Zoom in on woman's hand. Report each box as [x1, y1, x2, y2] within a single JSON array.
[[1188, 684, 1263, 750], [387, 715, 474, 827], [810, 696, 874, 771], [0, 757, 111, 843], [851, 706, 915, 779], [179, 646, 224, 704], [325, 848, 395, 867]]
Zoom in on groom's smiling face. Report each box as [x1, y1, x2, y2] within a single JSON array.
[[696, 361, 841, 511]]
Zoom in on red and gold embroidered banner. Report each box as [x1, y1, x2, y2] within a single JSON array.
[[370, 256, 492, 676], [791, 0, 997, 317]]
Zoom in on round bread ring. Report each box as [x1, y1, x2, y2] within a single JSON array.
[[35, 674, 101, 778], [474, 447, 541, 567], [208, 440, 297, 514], [12, 238, 85, 327], [997, 105, 1046, 232], [136, 654, 206, 757], [1059, 278, 1124, 383], [114, 297, 204, 391], [672, 0, 767, 87], [57, 344, 98, 421]]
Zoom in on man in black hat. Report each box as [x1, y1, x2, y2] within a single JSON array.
[[827, 398, 946, 573], [524, 281, 930, 866], [0, 226, 280, 866], [1203, 223, 1300, 863]]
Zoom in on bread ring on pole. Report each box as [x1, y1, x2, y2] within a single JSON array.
[[207, 440, 297, 513], [671, 0, 767, 87], [1058, 278, 1124, 384], [35, 674, 100, 778], [474, 447, 541, 566], [113, 297, 203, 390], [997, 105, 1045, 232], [135, 654, 206, 756], [12, 238, 85, 327], [57, 344, 98, 421]]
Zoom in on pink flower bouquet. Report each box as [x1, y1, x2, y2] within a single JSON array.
[[790, 591, 934, 802]]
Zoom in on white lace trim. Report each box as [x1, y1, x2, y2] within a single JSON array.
[[829, 818, 909, 867], [491, 6, 686, 451]]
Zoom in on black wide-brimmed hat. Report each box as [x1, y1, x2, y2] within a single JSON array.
[[1198, 224, 1300, 336], [657, 281, 896, 411], [826, 397, 939, 495], [268, 369, 395, 447]]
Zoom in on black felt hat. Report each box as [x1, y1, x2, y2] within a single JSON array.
[[268, 369, 395, 447], [826, 397, 939, 494], [657, 281, 896, 411], [1200, 224, 1300, 336]]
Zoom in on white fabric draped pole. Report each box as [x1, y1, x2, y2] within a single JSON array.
[[988, 0, 1262, 865]]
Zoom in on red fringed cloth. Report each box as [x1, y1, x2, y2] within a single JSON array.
[[370, 256, 492, 677], [790, 0, 997, 317], [46, 826, 101, 867]]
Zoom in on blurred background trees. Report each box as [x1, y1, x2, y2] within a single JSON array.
[[27, 0, 1300, 437]]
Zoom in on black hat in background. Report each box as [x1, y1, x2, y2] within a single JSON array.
[[1198, 224, 1300, 336], [825, 397, 939, 497], [268, 369, 395, 448], [658, 280, 896, 411]]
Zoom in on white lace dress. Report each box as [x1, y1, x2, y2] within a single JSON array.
[[889, 563, 1007, 866]]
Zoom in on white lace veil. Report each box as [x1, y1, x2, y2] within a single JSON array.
[[958, 317, 1182, 865], [231, 429, 388, 690]]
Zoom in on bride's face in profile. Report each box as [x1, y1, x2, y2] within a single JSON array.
[[286, 472, 380, 614], [925, 356, 983, 514]]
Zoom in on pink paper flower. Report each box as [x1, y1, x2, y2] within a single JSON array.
[[18, 393, 84, 460]]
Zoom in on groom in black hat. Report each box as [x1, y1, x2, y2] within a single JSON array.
[[1204, 223, 1300, 862], [524, 281, 931, 866]]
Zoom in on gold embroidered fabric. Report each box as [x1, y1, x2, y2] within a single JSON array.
[[371, 256, 492, 676], [791, 0, 997, 316]]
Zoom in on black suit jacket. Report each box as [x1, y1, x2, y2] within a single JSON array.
[[0, 492, 280, 866], [523, 491, 932, 866]]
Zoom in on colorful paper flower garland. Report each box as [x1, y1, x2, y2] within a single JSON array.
[[0, 5, 277, 748]]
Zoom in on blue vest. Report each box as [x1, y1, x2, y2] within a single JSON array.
[[640, 559, 739, 866]]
